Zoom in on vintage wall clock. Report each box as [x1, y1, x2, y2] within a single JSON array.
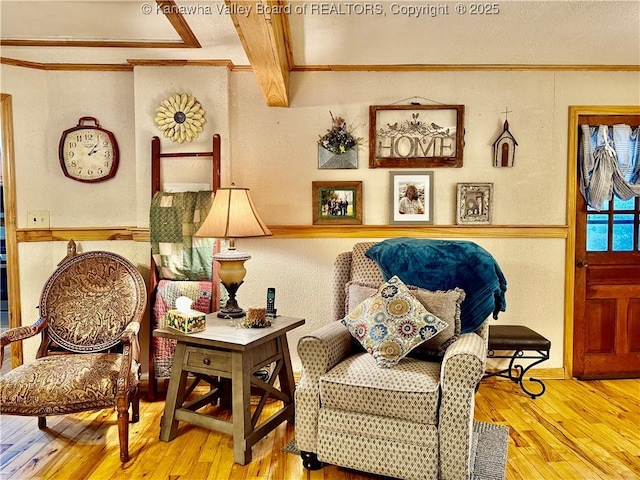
[[58, 116, 119, 183]]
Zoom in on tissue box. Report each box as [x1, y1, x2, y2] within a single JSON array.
[[166, 309, 206, 333]]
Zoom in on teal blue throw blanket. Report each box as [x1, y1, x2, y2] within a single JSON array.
[[366, 238, 507, 333]]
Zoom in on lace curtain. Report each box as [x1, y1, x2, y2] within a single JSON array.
[[579, 124, 640, 211]]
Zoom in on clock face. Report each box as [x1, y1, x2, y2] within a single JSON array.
[[59, 124, 119, 183]]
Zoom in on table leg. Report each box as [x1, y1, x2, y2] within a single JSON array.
[[219, 377, 231, 409], [160, 342, 189, 441], [231, 350, 252, 465], [277, 335, 296, 420]]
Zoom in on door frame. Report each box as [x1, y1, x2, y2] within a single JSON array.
[[1, 93, 23, 367], [564, 105, 640, 378]]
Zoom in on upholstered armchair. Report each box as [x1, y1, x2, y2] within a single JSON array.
[[0, 251, 147, 462], [295, 242, 493, 480]]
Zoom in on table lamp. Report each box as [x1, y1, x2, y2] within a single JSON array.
[[194, 186, 272, 318]]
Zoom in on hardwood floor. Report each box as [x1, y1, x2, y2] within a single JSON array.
[[0, 377, 638, 479]]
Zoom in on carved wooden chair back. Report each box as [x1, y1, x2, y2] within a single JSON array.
[[37, 251, 146, 356]]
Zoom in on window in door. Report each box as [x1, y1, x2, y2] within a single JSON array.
[[586, 196, 640, 252]]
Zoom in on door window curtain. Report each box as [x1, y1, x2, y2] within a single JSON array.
[[579, 124, 640, 211]]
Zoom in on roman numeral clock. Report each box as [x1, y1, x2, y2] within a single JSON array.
[[58, 116, 119, 182]]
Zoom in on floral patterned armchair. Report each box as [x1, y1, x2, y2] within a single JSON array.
[[0, 251, 147, 462], [295, 242, 489, 480]]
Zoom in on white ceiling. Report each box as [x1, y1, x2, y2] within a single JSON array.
[[1, 1, 639, 66], [291, 1, 640, 66]]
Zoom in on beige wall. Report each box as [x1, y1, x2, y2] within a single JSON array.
[[3, 64, 639, 373], [3, 67, 138, 227], [132, 65, 232, 227], [231, 70, 566, 225], [2, 65, 140, 363]]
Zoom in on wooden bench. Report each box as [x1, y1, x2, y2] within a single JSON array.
[[483, 325, 551, 399]]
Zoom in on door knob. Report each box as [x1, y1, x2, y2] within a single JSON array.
[[576, 259, 589, 268]]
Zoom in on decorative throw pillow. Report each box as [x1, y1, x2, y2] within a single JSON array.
[[410, 287, 465, 357], [341, 276, 448, 367], [345, 281, 465, 357]]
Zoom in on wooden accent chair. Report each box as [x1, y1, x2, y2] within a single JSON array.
[[0, 251, 147, 462], [295, 242, 489, 480]]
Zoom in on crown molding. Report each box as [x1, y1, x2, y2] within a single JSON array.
[[3, 56, 637, 74], [292, 64, 640, 72], [0, 57, 252, 71], [1, 57, 133, 71], [126, 59, 236, 68]]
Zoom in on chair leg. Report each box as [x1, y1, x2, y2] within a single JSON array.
[[131, 388, 140, 423], [301, 451, 322, 470], [38, 416, 46, 429], [117, 398, 130, 462]]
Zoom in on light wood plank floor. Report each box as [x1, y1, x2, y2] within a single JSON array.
[[0, 378, 638, 479]]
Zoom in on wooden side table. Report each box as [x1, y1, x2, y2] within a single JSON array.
[[154, 314, 304, 464]]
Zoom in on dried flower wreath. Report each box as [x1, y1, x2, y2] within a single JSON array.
[[318, 112, 362, 154]]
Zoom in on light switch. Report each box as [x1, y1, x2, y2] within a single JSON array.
[[27, 210, 50, 228]]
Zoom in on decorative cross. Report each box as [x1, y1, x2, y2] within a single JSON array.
[[502, 106, 512, 120]]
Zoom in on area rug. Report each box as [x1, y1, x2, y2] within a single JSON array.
[[282, 420, 509, 480], [470, 421, 509, 480]]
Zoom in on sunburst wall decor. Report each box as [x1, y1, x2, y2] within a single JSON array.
[[154, 93, 206, 143]]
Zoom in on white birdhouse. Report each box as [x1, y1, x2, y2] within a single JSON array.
[[493, 120, 518, 167]]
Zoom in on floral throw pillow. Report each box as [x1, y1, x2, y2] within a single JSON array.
[[345, 280, 465, 358], [341, 275, 448, 367]]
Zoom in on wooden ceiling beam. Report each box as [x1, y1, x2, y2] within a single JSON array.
[[156, 0, 201, 48], [226, 0, 293, 107]]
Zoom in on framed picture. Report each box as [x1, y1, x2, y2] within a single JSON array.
[[456, 183, 493, 224], [312, 181, 363, 225], [389, 171, 434, 224], [369, 104, 464, 169]]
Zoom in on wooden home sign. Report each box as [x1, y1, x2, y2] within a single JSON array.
[[369, 105, 465, 168]]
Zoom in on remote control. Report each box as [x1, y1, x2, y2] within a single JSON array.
[[266, 287, 277, 317]]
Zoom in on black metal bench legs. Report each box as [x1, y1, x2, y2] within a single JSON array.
[[483, 325, 551, 399]]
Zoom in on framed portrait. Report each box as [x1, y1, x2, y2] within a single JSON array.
[[456, 183, 493, 224], [312, 181, 363, 225], [369, 105, 464, 169], [389, 171, 434, 224]]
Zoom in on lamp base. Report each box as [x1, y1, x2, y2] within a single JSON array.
[[217, 305, 246, 319], [218, 281, 245, 318], [217, 309, 245, 319]]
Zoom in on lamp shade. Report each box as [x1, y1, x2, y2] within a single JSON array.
[[194, 187, 272, 239]]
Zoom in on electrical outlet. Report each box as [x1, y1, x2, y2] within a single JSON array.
[[27, 210, 50, 228]]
